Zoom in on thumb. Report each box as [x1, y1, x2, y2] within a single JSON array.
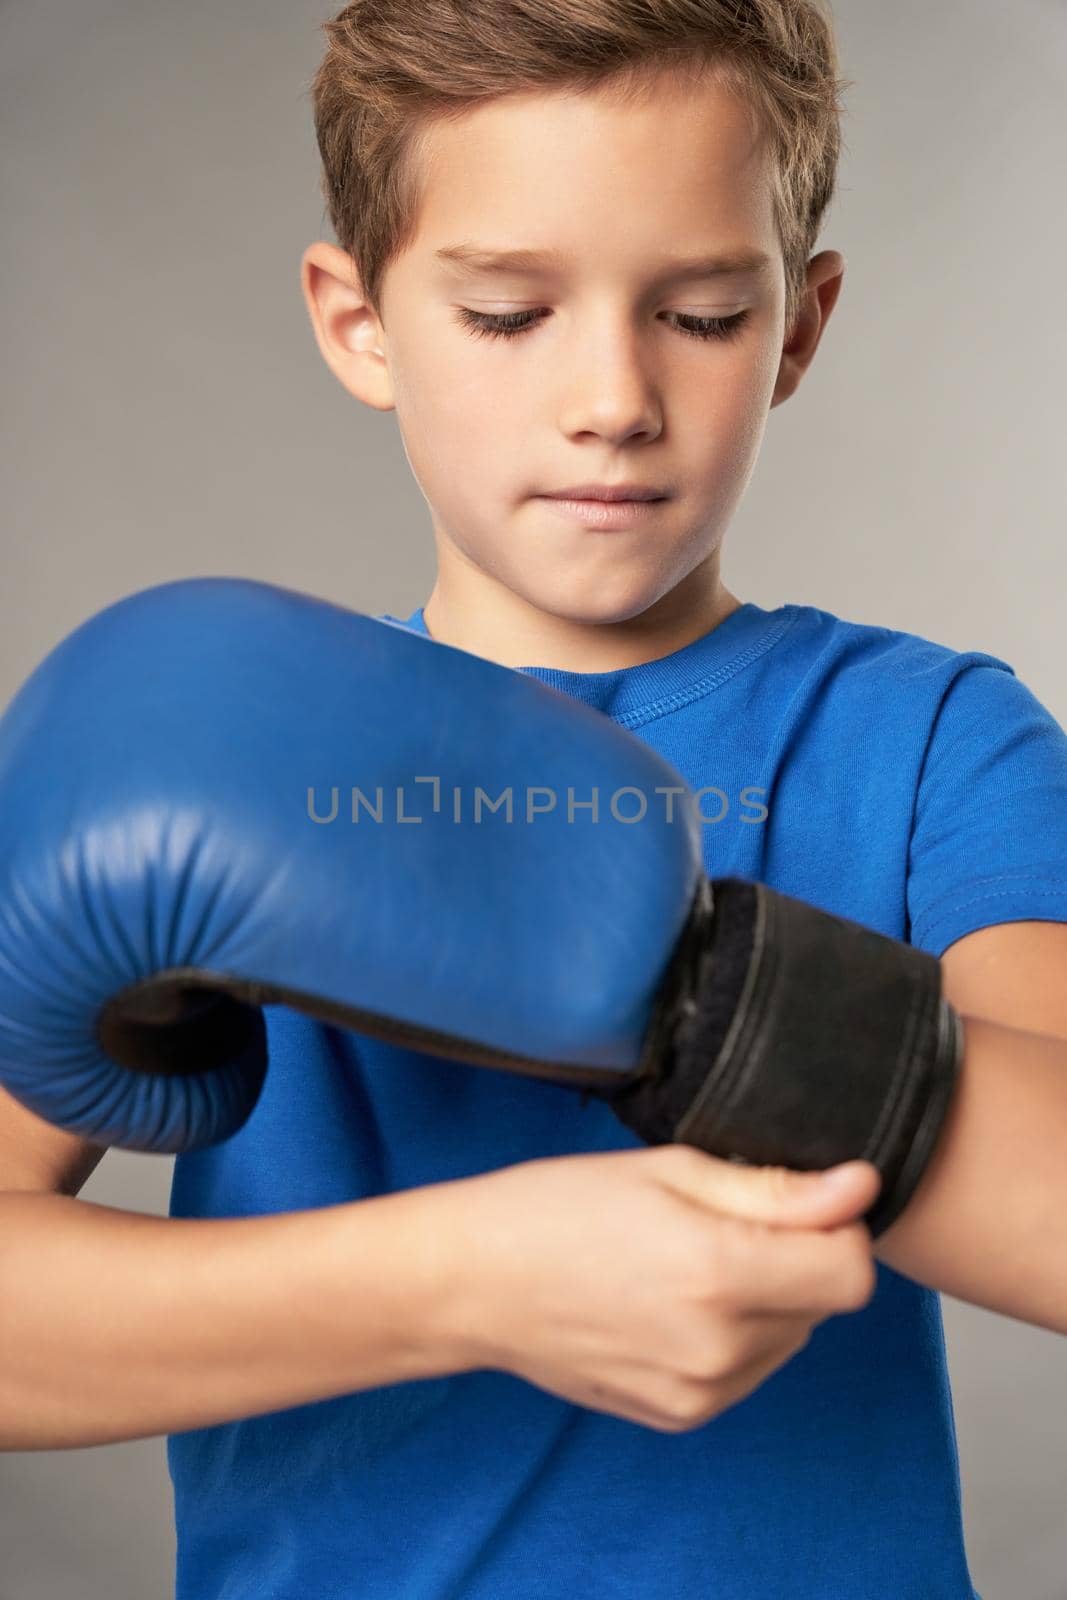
[[776, 1159, 884, 1225], [663, 1148, 883, 1228]]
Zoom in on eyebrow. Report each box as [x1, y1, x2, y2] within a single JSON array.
[[434, 242, 774, 282]]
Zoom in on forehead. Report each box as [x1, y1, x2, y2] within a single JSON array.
[[408, 68, 776, 264]]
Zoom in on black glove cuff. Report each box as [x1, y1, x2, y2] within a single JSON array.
[[609, 877, 963, 1239]]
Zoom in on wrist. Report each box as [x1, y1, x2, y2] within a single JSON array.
[[359, 1179, 500, 1379]]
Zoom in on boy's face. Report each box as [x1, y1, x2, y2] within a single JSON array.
[[303, 66, 842, 648]]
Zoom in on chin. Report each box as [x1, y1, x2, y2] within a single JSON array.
[[530, 581, 665, 630]]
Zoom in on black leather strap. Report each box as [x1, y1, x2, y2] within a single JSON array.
[[608, 877, 963, 1239]]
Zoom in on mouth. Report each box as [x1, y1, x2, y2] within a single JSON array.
[[536, 494, 670, 530], [546, 495, 668, 505], [540, 484, 669, 503]]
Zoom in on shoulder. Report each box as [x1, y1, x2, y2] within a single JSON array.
[[769, 602, 1027, 753], [784, 601, 1014, 682]]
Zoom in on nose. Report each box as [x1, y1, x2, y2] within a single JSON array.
[[556, 342, 664, 446]]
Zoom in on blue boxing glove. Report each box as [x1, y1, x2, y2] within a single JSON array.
[[0, 578, 961, 1237]]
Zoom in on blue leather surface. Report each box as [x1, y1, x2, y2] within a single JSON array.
[[0, 578, 703, 1151]]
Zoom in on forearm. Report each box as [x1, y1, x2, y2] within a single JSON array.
[[0, 1184, 470, 1451], [873, 1013, 1067, 1332]]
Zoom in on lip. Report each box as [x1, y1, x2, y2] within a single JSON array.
[[538, 495, 669, 531], [541, 483, 667, 502]]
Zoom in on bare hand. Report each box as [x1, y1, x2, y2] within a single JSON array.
[[440, 1145, 881, 1433]]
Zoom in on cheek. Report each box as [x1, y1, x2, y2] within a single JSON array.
[[671, 357, 774, 501], [390, 348, 492, 474], [395, 387, 511, 517], [427, 380, 523, 491], [698, 346, 777, 445]]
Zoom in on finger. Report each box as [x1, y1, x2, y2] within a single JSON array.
[[705, 1214, 877, 1318], [654, 1145, 883, 1228]]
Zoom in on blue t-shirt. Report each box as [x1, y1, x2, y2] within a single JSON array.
[[167, 597, 1067, 1599]]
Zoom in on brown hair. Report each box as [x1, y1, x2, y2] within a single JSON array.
[[308, 0, 851, 338]]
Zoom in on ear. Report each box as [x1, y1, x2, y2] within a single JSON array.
[[769, 249, 846, 408], [300, 240, 396, 413]]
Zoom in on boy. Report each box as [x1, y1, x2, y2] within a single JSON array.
[[3, 2, 1067, 1597]]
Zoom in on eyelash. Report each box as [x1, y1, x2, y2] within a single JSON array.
[[453, 306, 752, 344]]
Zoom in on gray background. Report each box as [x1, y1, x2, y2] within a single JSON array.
[[2, 1, 1066, 1596]]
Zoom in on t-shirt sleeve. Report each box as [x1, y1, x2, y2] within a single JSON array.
[[907, 660, 1067, 957]]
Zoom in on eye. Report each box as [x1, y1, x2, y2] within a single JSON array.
[[453, 307, 752, 343]]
